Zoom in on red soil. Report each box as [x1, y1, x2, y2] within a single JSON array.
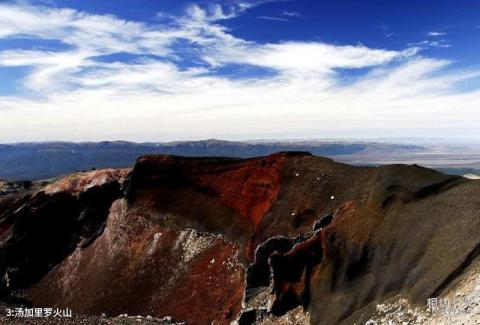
[[195, 154, 284, 229]]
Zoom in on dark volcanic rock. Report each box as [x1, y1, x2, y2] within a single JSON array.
[[312, 214, 333, 231], [246, 236, 299, 293], [0, 169, 129, 293]]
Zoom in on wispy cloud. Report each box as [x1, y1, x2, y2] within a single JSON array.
[[282, 10, 302, 18], [377, 24, 396, 38], [428, 31, 447, 36], [0, 2, 478, 142], [204, 42, 418, 73], [409, 39, 451, 49], [257, 15, 289, 22], [257, 9, 302, 22], [189, 0, 291, 22]]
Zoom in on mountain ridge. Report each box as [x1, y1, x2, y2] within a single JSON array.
[[3, 139, 480, 181]]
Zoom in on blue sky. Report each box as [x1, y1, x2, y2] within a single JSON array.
[[0, 0, 479, 142]]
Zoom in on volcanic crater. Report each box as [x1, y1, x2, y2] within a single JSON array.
[[0, 152, 479, 324]]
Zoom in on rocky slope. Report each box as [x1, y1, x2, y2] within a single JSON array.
[[0, 152, 479, 324]]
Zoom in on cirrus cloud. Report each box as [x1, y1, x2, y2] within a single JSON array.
[[0, 2, 478, 142]]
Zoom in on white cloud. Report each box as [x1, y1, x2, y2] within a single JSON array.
[[282, 10, 302, 18], [257, 15, 289, 22], [409, 39, 451, 49], [0, 2, 478, 142], [204, 42, 418, 74], [428, 31, 446, 37], [187, 4, 241, 22]]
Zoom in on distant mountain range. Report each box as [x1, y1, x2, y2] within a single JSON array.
[[0, 139, 479, 180]]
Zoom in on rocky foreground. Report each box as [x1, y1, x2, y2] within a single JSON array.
[[0, 152, 479, 324]]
